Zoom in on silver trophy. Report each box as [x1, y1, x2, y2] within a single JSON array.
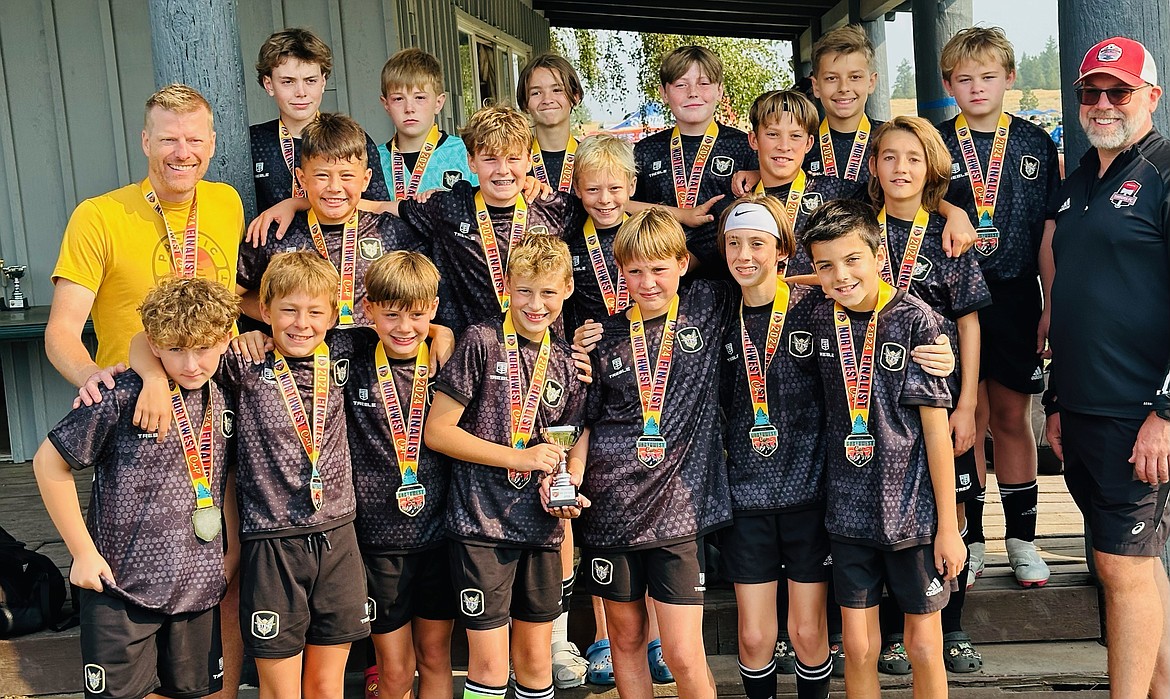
[[2, 265, 27, 310], [540, 425, 582, 509]]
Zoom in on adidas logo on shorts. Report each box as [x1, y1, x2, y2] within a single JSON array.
[[1031, 366, 1044, 381], [925, 578, 944, 597]]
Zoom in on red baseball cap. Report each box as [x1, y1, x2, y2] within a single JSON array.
[[1078, 37, 1158, 86]]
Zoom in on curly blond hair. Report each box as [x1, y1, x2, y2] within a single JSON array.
[[461, 104, 533, 158], [139, 277, 239, 348], [507, 234, 573, 286]]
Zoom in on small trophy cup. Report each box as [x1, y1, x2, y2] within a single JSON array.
[[540, 425, 582, 510], [3, 265, 27, 310]]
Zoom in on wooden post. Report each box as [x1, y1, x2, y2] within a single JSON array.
[[864, 18, 892, 121], [148, 0, 255, 221], [911, 0, 972, 124]]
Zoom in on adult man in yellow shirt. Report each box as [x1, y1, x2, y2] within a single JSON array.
[[45, 83, 244, 699], [47, 84, 243, 397]]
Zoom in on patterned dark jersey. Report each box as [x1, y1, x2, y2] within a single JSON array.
[[882, 212, 991, 394], [803, 120, 885, 184], [720, 284, 826, 512], [47, 372, 234, 614], [764, 175, 868, 275], [807, 291, 952, 549], [938, 114, 1061, 282], [236, 210, 423, 327], [218, 349, 355, 539], [397, 180, 579, 338], [579, 280, 735, 550], [435, 321, 586, 549], [250, 119, 390, 212], [633, 124, 759, 278], [330, 328, 448, 553], [563, 212, 626, 337]]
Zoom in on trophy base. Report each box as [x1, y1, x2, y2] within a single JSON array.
[[6, 298, 26, 310], [548, 483, 578, 509]]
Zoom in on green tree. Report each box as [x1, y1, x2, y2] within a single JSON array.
[[551, 28, 790, 125], [891, 58, 916, 99], [1016, 36, 1060, 90], [1019, 86, 1039, 111]]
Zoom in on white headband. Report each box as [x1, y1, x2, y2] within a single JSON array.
[[725, 202, 781, 239]]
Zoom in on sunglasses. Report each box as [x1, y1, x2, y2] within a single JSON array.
[[1075, 84, 1150, 106]]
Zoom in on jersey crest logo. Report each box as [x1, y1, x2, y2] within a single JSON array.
[[251, 611, 280, 639], [364, 598, 376, 623], [951, 162, 962, 176], [461, 588, 485, 616], [652, 160, 663, 172], [880, 342, 907, 372], [262, 366, 277, 384], [912, 257, 932, 281], [84, 664, 106, 694], [677, 326, 704, 353], [801, 192, 824, 214], [572, 255, 581, 268], [359, 387, 370, 401], [1020, 155, 1040, 180], [529, 225, 549, 236], [255, 161, 265, 174], [820, 338, 831, 352], [443, 170, 463, 189], [1111, 180, 1141, 208], [1098, 42, 1124, 62], [809, 160, 822, 173], [711, 156, 734, 177], [495, 361, 508, 377], [612, 357, 622, 371], [543, 379, 565, 408], [788, 331, 813, 358], [592, 558, 614, 585], [333, 359, 350, 386], [221, 409, 235, 438], [459, 222, 472, 236], [359, 237, 384, 260]]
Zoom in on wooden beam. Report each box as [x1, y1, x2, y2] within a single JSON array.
[[542, 12, 801, 39], [538, 1, 821, 23]]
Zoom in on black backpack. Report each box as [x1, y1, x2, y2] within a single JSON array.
[[0, 525, 67, 637]]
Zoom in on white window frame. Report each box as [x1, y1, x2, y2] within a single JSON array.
[[455, 10, 530, 125]]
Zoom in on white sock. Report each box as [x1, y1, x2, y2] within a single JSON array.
[[552, 610, 569, 644]]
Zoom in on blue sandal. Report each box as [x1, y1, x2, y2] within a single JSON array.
[[585, 639, 616, 686], [648, 638, 675, 683]]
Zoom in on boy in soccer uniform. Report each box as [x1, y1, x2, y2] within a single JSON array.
[[424, 235, 587, 699], [574, 208, 733, 699], [250, 28, 389, 211], [937, 27, 1061, 596], [35, 277, 239, 699], [631, 46, 758, 277], [135, 252, 370, 699], [519, 53, 586, 194], [801, 199, 965, 699], [328, 252, 456, 699], [377, 48, 477, 200], [238, 113, 421, 328], [387, 105, 578, 338], [868, 117, 992, 673], [805, 25, 882, 184]]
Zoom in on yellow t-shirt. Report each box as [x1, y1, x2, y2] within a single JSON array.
[[53, 180, 243, 368]]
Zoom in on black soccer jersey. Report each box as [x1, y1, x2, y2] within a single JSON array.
[[250, 119, 390, 212], [564, 213, 626, 337], [939, 115, 1061, 282], [218, 349, 355, 539], [435, 321, 586, 549], [579, 280, 735, 550], [720, 285, 826, 512], [882, 212, 991, 393], [330, 329, 448, 553], [47, 372, 234, 615], [764, 175, 867, 275], [807, 291, 952, 549], [634, 124, 758, 278], [236, 210, 422, 327], [804, 120, 885, 184], [397, 180, 579, 338]]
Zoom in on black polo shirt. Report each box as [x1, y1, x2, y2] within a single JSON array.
[[1047, 129, 1170, 418]]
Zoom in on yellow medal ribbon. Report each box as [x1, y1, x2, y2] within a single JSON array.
[[670, 121, 719, 209], [818, 115, 871, 181], [629, 295, 679, 437], [877, 206, 931, 291], [754, 169, 807, 223], [307, 209, 359, 325], [740, 274, 790, 428], [532, 136, 578, 193], [391, 124, 441, 200], [955, 112, 1011, 238], [141, 179, 199, 279], [279, 119, 306, 199], [272, 344, 330, 510], [503, 313, 552, 489], [584, 216, 630, 316], [834, 280, 896, 435], [474, 191, 529, 312], [170, 381, 215, 509], [374, 341, 429, 487]]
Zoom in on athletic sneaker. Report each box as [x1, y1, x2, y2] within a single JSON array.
[[966, 541, 986, 589], [774, 632, 797, 674], [1005, 537, 1050, 588], [552, 640, 588, 688]]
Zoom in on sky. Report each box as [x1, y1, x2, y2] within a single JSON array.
[[581, 0, 1059, 123]]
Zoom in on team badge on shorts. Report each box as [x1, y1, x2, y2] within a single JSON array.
[[359, 237, 384, 260], [333, 359, 350, 386], [880, 342, 907, 372], [84, 664, 106, 694], [677, 326, 704, 353], [592, 558, 614, 585], [788, 331, 813, 358], [1020, 155, 1040, 180], [461, 588, 485, 616], [251, 611, 280, 639], [711, 156, 734, 177], [364, 598, 376, 623]]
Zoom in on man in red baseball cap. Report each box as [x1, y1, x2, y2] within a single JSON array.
[[1045, 36, 1170, 698]]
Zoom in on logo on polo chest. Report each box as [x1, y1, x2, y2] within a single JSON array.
[[1111, 180, 1141, 208]]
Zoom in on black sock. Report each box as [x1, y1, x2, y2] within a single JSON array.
[[942, 534, 970, 635], [966, 488, 986, 545], [738, 658, 776, 699], [1000, 479, 1038, 541], [795, 655, 832, 699], [514, 682, 554, 699]]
